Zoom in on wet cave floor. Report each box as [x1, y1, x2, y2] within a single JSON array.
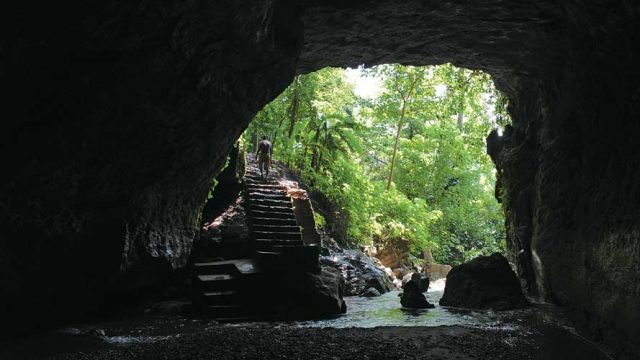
[[1, 286, 613, 360]]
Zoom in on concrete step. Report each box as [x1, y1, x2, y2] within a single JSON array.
[[246, 183, 284, 190], [247, 192, 289, 201], [247, 188, 288, 196], [249, 204, 294, 214], [248, 193, 291, 204], [247, 191, 288, 198], [252, 217, 298, 226], [249, 193, 290, 200], [254, 250, 283, 268], [200, 290, 238, 306], [249, 198, 292, 207], [247, 191, 291, 204], [250, 210, 296, 219], [245, 179, 280, 186], [255, 239, 304, 247], [253, 231, 302, 240], [252, 224, 300, 233], [195, 274, 237, 291], [245, 176, 279, 184], [245, 172, 274, 180], [193, 262, 240, 276]]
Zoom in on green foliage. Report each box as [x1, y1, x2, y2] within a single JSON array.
[[313, 212, 326, 230], [207, 178, 219, 200], [243, 64, 510, 265]]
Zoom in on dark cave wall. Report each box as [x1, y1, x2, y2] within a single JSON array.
[[1, 0, 639, 357], [1, 1, 302, 332], [494, 5, 640, 356]]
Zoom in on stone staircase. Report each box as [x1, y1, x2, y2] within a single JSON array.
[[191, 259, 253, 319], [190, 156, 319, 320], [245, 160, 320, 271], [245, 174, 303, 251]]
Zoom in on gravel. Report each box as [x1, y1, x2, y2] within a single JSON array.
[[33, 325, 533, 360]]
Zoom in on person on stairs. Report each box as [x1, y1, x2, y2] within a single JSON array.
[[255, 135, 272, 179]]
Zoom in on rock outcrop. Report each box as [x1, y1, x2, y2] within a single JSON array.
[[269, 265, 347, 319], [439, 253, 529, 311], [321, 249, 393, 297], [400, 274, 435, 309], [194, 195, 251, 261], [423, 249, 451, 280], [377, 246, 409, 270], [2, 1, 640, 357], [426, 264, 452, 281]]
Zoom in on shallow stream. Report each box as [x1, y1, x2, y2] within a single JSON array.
[[267, 279, 613, 359], [299, 279, 513, 329]]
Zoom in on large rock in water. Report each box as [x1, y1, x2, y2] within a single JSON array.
[[400, 274, 435, 309], [439, 253, 529, 310], [268, 265, 347, 319], [320, 249, 393, 296]]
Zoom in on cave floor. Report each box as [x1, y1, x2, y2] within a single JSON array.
[[1, 300, 613, 360], [0, 325, 572, 360]]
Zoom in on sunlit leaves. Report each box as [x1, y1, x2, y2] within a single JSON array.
[[243, 63, 510, 265]]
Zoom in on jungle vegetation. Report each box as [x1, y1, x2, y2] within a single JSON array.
[[243, 64, 510, 266]]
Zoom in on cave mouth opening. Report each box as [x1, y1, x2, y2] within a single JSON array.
[[236, 63, 512, 286]]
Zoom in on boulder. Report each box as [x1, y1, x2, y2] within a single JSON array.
[[392, 267, 410, 279], [376, 246, 408, 269], [271, 265, 347, 319], [362, 287, 381, 297], [401, 272, 413, 286], [320, 249, 393, 296], [439, 253, 529, 310], [400, 274, 435, 309], [423, 248, 451, 280], [426, 263, 452, 280]]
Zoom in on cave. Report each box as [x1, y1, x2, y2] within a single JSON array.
[[1, 0, 639, 358]]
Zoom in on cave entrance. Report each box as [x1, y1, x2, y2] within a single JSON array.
[[239, 63, 510, 297]]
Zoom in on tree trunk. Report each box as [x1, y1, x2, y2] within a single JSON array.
[[288, 77, 300, 138], [311, 127, 321, 170], [386, 101, 409, 191], [386, 72, 420, 191]]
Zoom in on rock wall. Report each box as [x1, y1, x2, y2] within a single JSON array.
[[1, 0, 303, 333], [494, 15, 640, 356], [1, 1, 639, 357]]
